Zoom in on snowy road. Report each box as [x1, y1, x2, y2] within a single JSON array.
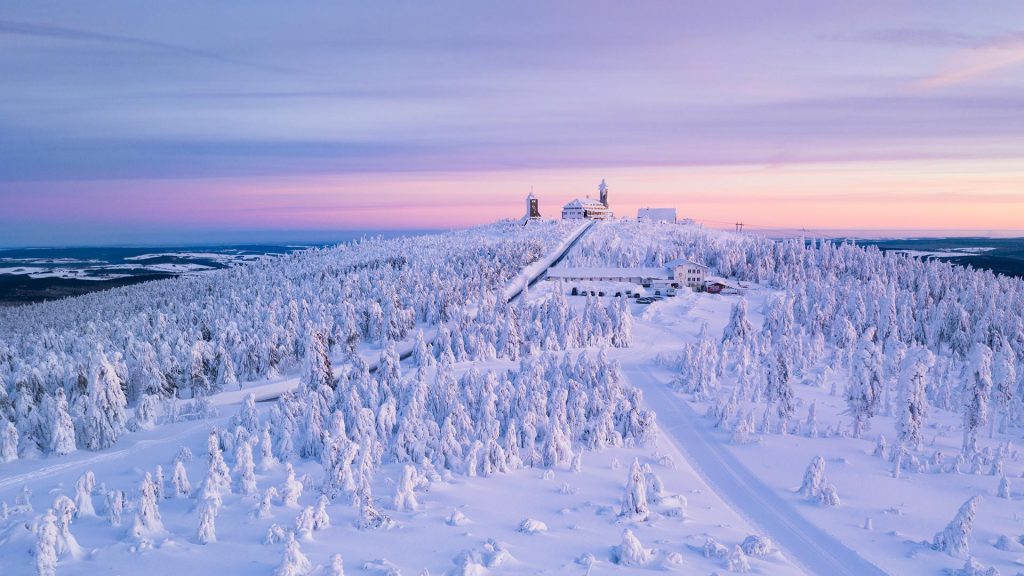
[[625, 366, 889, 576]]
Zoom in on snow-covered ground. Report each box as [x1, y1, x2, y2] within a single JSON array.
[[2, 219, 1023, 575]]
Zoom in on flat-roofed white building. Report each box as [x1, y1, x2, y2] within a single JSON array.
[[546, 257, 708, 290], [638, 207, 676, 223]]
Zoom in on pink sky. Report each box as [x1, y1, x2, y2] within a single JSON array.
[[3, 2, 1024, 244], [7, 158, 1023, 239]]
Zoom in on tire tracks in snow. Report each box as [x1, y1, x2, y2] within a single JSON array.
[[625, 365, 889, 576]]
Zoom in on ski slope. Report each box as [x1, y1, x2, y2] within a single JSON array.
[[626, 365, 888, 576]]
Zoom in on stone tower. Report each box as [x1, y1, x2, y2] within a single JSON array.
[[598, 179, 609, 208], [525, 190, 540, 219]]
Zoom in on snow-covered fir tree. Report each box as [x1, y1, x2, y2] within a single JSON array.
[[932, 495, 981, 558], [35, 509, 59, 576]]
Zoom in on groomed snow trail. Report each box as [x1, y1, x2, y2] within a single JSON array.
[[626, 366, 889, 576], [0, 421, 209, 492]]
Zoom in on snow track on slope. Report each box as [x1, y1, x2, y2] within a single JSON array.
[[0, 422, 208, 492], [627, 366, 888, 576]]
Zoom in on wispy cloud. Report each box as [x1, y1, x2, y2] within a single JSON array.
[[919, 40, 1024, 89], [0, 19, 297, 74]]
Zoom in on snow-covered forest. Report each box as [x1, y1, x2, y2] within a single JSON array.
[[2, 218, 1023, 575], [567, 220, 1024, 447], [0, 221, 593, 457]]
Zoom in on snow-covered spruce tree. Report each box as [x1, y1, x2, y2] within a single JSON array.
[[313, 495, 330, 530], [896, 346, 933, 453], [81, 347, 128, 450], [327, 554, 345, 576], [301, 329, 333, 392], [412, 329, 434, 368], [172, 460, 191, 498], [105, 490, 124, 526], [275, 531, 312, 576], [932, 495, 981, 558], [189, 340, 214, 397], [281, 463, 303, 507], [294, 506, 315, 540], [236, 393, 260, 435], [798, 456, 826, 499], [991, 338, 1016, 435], [155, 465, 166, 501], [73, 471, 96, 517], [256, 487, 278, 519], [998, 476, 1011, 499], [196, 498, 218, 545], [356, 476, 391, 530], [846, 328, 883, 438], [215, 344, 238, 390], [765, 343, 795, 434], [49, 388, 76, 456], [1, 418, 18, 463], [132, 472, 164, 537], [620, 458, 650, 521], [723, 297, 754, 351], [873, 435, 887, 459], [260, 425, 278, 471], [392, 465, 419, 511], [205, 430, 231, 496], [233, 440, 258, 496], [35, 509, 59, 576], [52, 494, 80, 557], [962, 345, 993, 458]]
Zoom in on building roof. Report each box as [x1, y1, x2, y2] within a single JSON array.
[[563, 197, 608, 210], [664, 258, 707, 270], [638, 207, 676, 220], [546, 267, 672, 280]]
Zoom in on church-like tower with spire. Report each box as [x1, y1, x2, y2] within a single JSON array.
[[560, 179, 614, 220]]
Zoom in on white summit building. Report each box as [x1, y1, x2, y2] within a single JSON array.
[[546, 257, 707, 289], [638, 207, 677, 223], [562, 179, 614, 220]]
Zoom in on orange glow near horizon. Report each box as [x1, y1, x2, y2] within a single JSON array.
[[7, 157, 1024, 235]]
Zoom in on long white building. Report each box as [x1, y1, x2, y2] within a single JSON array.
[[546, 258, 707, 289]]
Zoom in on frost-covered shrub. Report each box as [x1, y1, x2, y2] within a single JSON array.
[[728, 544, 751, 573], [612, 529, 652, 567], [740, 534, 773, 558]]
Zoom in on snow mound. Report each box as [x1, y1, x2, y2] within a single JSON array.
[[517, 518, 547, 534], [363, 558, 402, 575], [446, 510, 471, 526]]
